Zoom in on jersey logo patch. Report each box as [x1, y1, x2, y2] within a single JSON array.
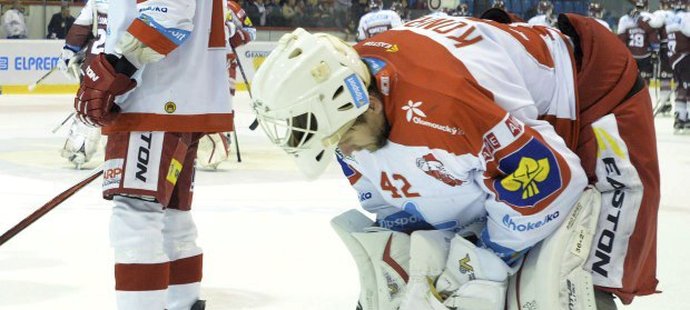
[[493, 138, 562, 208], [402, 100, 463, 136], [344, 74, 369, 108], [416, 153, 464, 187], [362, 57, 387, 74]]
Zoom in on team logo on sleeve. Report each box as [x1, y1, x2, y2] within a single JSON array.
[[362, 57, 387, 74], [416, 153, 464, 187], [492, 138, 562, 208]]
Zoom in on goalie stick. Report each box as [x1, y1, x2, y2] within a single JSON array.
[[27, 66, 59, 92], [229, 42, 260, 131], [0, 165, 103, 247]]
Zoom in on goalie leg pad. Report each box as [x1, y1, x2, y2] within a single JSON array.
[[507, 186, 601, 310], [331, 210, 410, 310]]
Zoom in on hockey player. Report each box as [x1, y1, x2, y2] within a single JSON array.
[[482, 0, 525, 22], [357, 0, 403, 41], [588, 2, 611, 30], [617, 0, 663, 86], [528, 0, 556, 26], [72, 0, 234, 309], [252, 12, 660, 310], [196, 0, 256, 170], [652, 0, 677, 116], [57, 0, 108, 169], [449, 3, 470, 17], [666, 0, 690, 130]]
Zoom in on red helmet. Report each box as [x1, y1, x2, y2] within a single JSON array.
[[537, 0, 553, 14], [588, 2, 604, 18]]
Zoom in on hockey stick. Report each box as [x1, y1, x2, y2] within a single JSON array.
[[51, 112, 76, 134], [231, 124, 242, 163], [0, 165, 103, 247], [229, 42, 260, 131], [27, 66, 59, 92]]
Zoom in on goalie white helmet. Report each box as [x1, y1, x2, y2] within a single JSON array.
[[252, 28, 371, 179]]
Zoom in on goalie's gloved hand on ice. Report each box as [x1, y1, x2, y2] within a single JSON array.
[[74, 54, 136, 127]]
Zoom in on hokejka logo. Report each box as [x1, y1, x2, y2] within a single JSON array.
[[402, 101, 462, 135]]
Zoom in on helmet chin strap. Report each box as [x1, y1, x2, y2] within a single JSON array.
[[322, 119, 357, 147]]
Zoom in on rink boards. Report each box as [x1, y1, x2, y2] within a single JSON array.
[[0, 40, 278, 94]]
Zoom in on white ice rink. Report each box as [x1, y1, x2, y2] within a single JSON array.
[[0, 92, 688, 310]]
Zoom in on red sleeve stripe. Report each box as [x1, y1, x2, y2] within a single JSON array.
[[127, 18, 178, 55]]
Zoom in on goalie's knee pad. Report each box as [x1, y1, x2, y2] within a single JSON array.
[[331, 210, 410, 310], [506, 186, 601, 310]]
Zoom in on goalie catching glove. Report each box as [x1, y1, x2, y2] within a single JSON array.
[[58, 45, 83, 82], [74, 54, 136, 127]]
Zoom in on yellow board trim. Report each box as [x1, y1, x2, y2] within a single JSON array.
[[0, 84, 79, 95], [1, 84, 251, 94]]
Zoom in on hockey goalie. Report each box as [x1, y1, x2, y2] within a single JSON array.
[[250, 10, 660, 310]]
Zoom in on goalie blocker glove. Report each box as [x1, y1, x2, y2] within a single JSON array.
[[74, 54, 137, 127]]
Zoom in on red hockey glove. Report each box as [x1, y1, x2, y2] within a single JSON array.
[[229, 29, 251, 48], [74, 54, 136, 127]]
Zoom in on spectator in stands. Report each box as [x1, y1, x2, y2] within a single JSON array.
[[334, 0, 352, 28], [247, 0, 267, 26], [2, 0, 27, 39], [315, 0, 335, 27], [283, 0, 304, 26], [265, 0, 285, 26], [298, 0, 316, 27], [47, 4, 75, 39]]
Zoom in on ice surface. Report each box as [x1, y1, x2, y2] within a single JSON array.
[[0, 93, 687, 309]]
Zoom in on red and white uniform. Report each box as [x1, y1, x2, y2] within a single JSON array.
[[65, 0, 109, 69], [105, 0, 232, 133], [357, 9, 403, 40], [666, 9, 690, 67], [347, 16, 586, 267], [225, 0, 256, 95], [102, 1, 232, 309], [617, 11, 660, 59], [527, 14, 555, 26], [343, 14, 660, 305], [593, 18, 611, 30]]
